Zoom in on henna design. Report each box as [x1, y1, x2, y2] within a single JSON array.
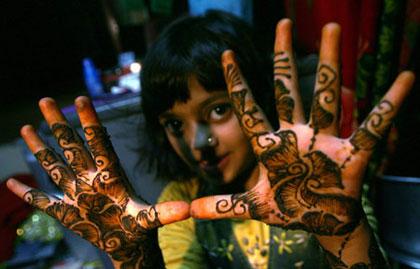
[[230, 89, 264, 134], [274, 79, 295, 124], [257, 130, 361, 235], [309, 64, 338, 150], [273, 52, 292, 79], [35, 148, 75, 200], [323, 229, 387, 268], [350, 100, 394, 152], [215, 190, 270, 220], [136, 206, 162, 229], [28, 123, 164, 268], [51, 123, 88, 175], [24, 187, 163, 269], [273, 52, 294, 124], [225, 63, 242, 89], [341, 100, 395, 168]]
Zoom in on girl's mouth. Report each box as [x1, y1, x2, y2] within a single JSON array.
[[199, 154, 229, 173]]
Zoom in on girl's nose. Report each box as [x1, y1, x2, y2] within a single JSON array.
[[193, 123, 214, 149]]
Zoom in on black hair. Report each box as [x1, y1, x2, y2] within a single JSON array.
[[140, 10, 276, 181]]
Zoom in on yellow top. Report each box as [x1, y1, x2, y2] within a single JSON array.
[[157, 179, 317, 269]]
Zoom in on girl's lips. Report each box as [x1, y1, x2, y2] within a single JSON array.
[[199, 154, 229, 173], [217, 154, 229, 170]]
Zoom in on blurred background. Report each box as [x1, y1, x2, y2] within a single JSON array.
[[0, 0, 419, 268]]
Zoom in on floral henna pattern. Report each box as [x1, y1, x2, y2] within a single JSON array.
[[258, 131, 361, 235], [274, 51, 295, 124], [28, 123, 165, 269], [224, 62, 361, 236], [309, 64, 338, 150]]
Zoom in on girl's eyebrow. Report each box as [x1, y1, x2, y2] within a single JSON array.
[[199, 91, 229, 108]]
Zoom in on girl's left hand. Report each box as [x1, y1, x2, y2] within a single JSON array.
[[191, 19, 415, 237]]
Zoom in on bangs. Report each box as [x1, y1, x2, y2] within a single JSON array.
[[141, 25, 228, 124]]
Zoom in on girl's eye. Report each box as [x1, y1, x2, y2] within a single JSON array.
[[162, 119, 183, 135], [208, 103, 232, 121]]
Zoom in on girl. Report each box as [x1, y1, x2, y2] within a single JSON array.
[[7, 10, 414, 269]]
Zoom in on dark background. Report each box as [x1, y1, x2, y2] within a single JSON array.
[[0, 0, 282, 144], [0, 1, 119, 143]]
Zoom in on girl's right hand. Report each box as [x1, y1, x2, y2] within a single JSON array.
[[7, 96, 190, 269]]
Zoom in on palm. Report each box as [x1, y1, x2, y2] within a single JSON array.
[[8, 97, 189, 269], [191, 20, 414, 236]]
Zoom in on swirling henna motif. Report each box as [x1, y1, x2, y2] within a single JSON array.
[[23, 189, 159, 268], [215, 191, 270, 220], [29, 124, 162, 268], [136, 206, 162, 229], [51, 123, 88, 174], [259, 130, 361, 235], [309, 64, 338, 150], [274, 80, 295, 124], [230, 89, 264, 134], [23, 189, 51, 208], [350, 100, 394, 152], [84, 126, 119, 173], [341, 100, 395, 168], [35, 148, 75, 199]]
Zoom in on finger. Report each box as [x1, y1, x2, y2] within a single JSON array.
[[273, 19, 305, 127], [21, 125, 76, 199], [222, 50, 272, 155], [190, 190, 270, 221], [349, 71, 415, 156], [7, 178, 60, 211], [75, 96, 135, 199], [75, 96, 118, 171], [309, 23, 341, 137], [136, 202, 190, 229], [39, 98, 96, 175]]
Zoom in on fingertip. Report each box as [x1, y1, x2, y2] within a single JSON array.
[[6, 178, 31, 198], [74, 96, 92, 111], [398, 70, 416, 83], [6, 177, 17, 189], [275, 19, 293, 51], [319, 22, 341, 63], [38, 97, 56, 110], [221, 50, 236, 67], [20, 124, 35, 138], [322, 22, 341, 34], [276, 18, 293, 33]]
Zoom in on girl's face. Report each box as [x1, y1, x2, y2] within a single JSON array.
[[158, 76, 257, 186]]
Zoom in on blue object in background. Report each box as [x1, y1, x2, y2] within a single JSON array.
[[82, 58, 104, 98], [188, 0, 253, 24]]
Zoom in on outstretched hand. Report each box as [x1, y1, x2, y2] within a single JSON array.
[[7, 97, 190, 269], [191, 19, 415, 236]]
